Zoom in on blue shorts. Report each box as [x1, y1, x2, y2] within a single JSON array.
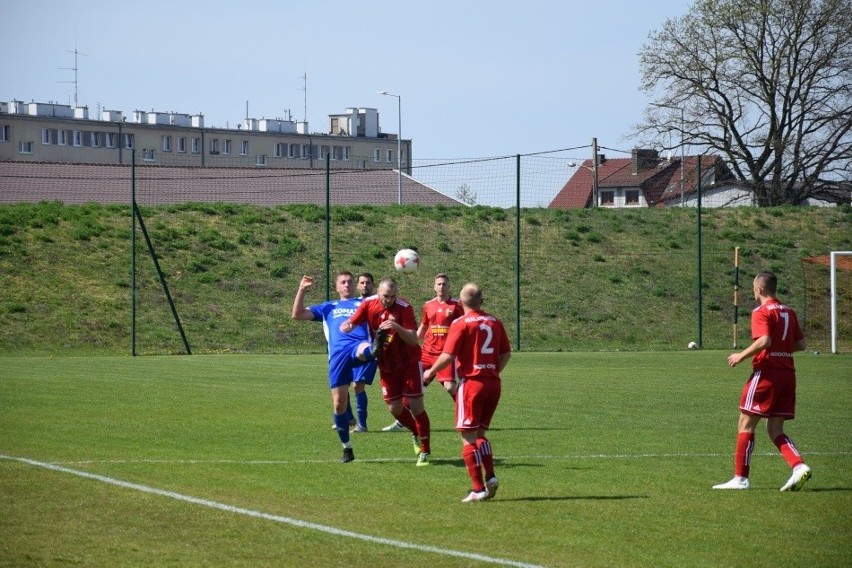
[[354, 359, 377, 386], [328, 342, 374, 389]]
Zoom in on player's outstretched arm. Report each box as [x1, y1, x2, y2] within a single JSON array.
[[292, 275, 315, 321]]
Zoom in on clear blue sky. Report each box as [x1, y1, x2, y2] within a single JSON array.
[[4, 0, 693, 162]]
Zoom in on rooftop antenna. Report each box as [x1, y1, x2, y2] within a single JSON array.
[[59, 44, 87, 107], [301, 71, 307, 122]]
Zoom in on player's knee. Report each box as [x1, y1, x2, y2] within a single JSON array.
[[356, 341, 374, 361]]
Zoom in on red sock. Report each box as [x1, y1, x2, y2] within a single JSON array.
[[413, 411, 431, 454], [773, 434, 804, 468], [476, 437, 495, 480], [394, 407, 417, 432], [735, 432, 755, 478], [462, 443, 484, 491]]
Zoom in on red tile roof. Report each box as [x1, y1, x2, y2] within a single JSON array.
[[548, 153, 727, 208], [0, 161, 463, 206]]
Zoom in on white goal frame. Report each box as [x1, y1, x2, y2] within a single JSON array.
[[830, 251, 851, 354]]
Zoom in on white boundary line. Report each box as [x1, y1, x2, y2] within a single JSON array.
[[41, 450, 851, 466], [1, 454, 544, 568]]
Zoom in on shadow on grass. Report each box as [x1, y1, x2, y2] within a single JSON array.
[[428, 459, 544, 470], [496, 495, 650, 502]]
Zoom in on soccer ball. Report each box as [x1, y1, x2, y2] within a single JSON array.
[[393, 249, 420, 274], [687, 341, 698, 350]]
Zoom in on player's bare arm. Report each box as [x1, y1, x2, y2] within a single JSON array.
[[497, 352, 511, 373], [291, 275, 316, 321], [423, 352, 455, 382], [727, 335, 770, 367], [381, 319, 418, 345]]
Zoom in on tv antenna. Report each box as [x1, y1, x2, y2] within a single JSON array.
[[300, 71, 307, 123], [59, 45, 87, 108]]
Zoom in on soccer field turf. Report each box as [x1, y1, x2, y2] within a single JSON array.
[[1, 352, 850, 567]]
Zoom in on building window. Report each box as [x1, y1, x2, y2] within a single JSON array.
[[343, 146, 351, 161], [0, 125, 9, 142], [223, 139, 231, 155], [301, 144, 310, 159], [177, 137, 186, 153], [123, 133, 134, 150], [41, 129, 51, 144], [90, 132, 101, 147], [73, 131, 82, 147], [255, 155, 267, 166], [373, 148, 381, 162], [333, 146, 348, 161], [142, 149, 155, 161], [191, 137, 200, 154], [600, 190, 615, 206], [288, 143, 297, 158], [210, 139, 219, 154], [58, 130, 68, 146], [162, 135, 172, 152], [386, 149, 393, 162], [274, 143, 283, 158], [240, 140, 248, 156], [105, 133, 116, 148], [19, 141, 34, 154], [625, 189, 640, 205]]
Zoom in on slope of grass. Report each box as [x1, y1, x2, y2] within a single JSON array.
[[0, 202, 850, 355]]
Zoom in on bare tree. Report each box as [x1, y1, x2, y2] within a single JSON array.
[[455, 183, 477, 206], [636, 0, 852, 205]]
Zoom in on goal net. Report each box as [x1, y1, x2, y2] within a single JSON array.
[[802, 252, 852, 353]]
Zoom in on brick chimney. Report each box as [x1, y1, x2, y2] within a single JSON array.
[[632, 149, 659, 175]]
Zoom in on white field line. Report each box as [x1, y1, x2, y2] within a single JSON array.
[[42, 450, 851, 466], [1, 454, 544, 568]]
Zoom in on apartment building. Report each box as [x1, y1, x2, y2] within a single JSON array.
[[0, 100, 410, 172]]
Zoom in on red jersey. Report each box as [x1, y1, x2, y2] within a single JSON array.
[[420, 297, 464, 357], [443, 310, 511, 380], [348, 295, 421, 377], [750, 298, 803, 371]]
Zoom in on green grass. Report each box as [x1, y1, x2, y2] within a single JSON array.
[[1, 203, 850, 355], [2, 352, 850, 567]]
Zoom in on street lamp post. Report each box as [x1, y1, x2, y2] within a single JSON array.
[[378, 91, 402, 205]]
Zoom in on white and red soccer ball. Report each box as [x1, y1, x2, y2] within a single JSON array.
[[394, 249, 420, 274]]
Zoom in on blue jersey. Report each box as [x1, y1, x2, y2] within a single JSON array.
[[309, 298, 375, 388], [310, 298, 370, 353]]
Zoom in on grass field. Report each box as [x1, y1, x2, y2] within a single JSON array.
[[1, 352, 850, 567]]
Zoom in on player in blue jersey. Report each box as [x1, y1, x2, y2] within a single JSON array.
[[291, 272, 376, 463]]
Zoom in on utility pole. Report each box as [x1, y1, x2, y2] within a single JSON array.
[[591, 137, 599, 208]]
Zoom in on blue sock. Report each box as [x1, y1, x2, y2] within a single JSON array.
[[355, 391, 368, 428], [334, 413, 350, 444]]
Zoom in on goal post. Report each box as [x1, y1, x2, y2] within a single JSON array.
[[830, 251, 852, 354]]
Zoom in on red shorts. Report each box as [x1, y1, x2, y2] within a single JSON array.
[[422, 351, 457, 383], [379, 362, 424, 402], [455, 377, 501, 431], [739, 368, 796, 418]]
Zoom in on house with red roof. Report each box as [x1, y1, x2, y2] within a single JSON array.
[[549, 149, 734, 209]]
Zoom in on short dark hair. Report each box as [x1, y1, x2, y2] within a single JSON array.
[[358, 272, 374, 282], [755, 272, 778, 295]]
